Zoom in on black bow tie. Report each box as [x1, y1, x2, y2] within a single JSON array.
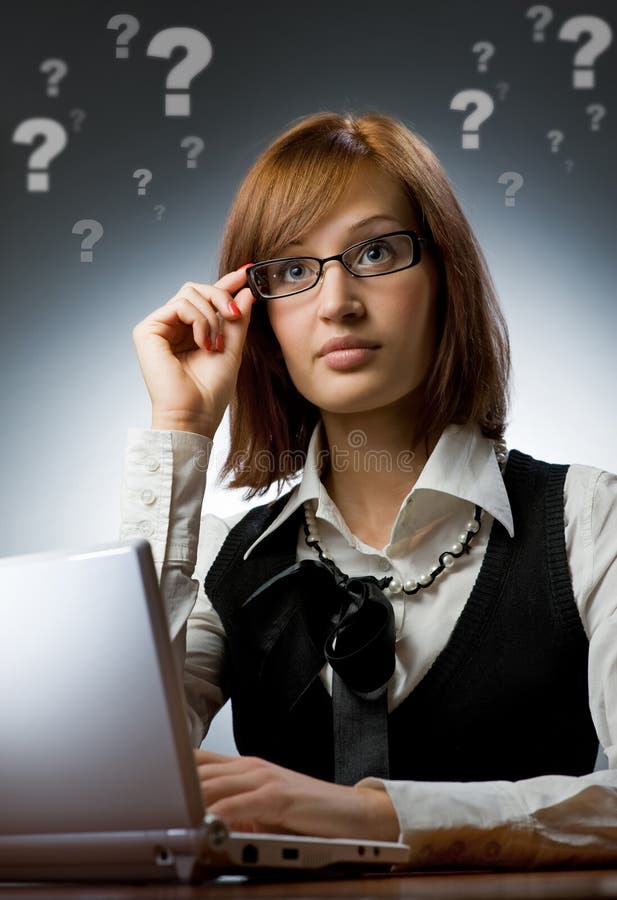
[[243, 558, 396, 697]]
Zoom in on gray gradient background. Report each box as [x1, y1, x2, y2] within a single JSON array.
[[1, 1, 615, 753]]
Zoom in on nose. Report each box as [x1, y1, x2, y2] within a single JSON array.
[[315, 259, 364, 320]]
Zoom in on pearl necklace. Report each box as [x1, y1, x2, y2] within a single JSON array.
[[302, 439, 508, 599]]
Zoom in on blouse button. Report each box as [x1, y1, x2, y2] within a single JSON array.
[[141, 489, 156, 505], [138, 520, 155, 537], [144, 455, 160, 472]]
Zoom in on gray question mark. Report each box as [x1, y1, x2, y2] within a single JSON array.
[[39, 59, 68, 96], [526, 6, 553, 42], [546, 129, 564, 153], [69, 109, 86, 132], [133, 168, 153, 195], [72, 219, 104, 262], [586, 104, 607, 131], [472, 42, 495, 73], [181, 136, 205, 168], [147, 27, 213, 116], [558, 15, 613, 89], [12, 117, 68, 192], [107, 14, 140, 58], [449, 89, 495, 149], [497, 172, 524, 206]]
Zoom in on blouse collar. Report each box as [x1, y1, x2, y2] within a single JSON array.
[[243, 420, 514, 560]]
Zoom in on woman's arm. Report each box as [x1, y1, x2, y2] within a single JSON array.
[[122, 267, 257, 744], [119, 426, 230, 744], [191, 753, 617, 865]]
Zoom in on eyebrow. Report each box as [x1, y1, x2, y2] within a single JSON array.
[[284, 214, 405, 251]]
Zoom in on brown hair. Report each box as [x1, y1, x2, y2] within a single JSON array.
[[217, 110, 511, 498]]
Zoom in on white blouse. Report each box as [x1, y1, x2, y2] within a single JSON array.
[[119, 422, 617, 869]]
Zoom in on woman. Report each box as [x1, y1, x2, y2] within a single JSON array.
[[122, 111, 617, 868]]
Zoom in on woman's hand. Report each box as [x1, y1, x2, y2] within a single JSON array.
[[193, 749, 400, 841], [131, 265, 256, 438]]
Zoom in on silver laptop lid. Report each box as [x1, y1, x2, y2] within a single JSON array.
[[0, 539, 204, 836]]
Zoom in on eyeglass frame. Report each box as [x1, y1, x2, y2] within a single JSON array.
[[245, 229, 430, 301]]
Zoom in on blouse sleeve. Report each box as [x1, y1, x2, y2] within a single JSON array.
[[356, 463, 617, 870], [118, 427, 231, 747]]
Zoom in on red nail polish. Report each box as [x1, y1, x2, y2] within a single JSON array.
[[229, 300, 241, 317], [204, 335, 212, 350], [216, 334, 224, 352]]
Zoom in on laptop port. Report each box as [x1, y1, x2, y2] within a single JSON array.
[[242, 843, 259, 864], [154, 846, 173, 865], [282, 847, 299, 860]]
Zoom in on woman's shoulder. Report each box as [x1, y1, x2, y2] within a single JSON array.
[[509, 447, 615, 493], [563, 461, 617, 527], [504, 448, 617, 538], [197, 487, 299, 574], [197, 510, 248, 572]]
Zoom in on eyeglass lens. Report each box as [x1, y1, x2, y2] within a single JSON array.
[[252, 232, 415, 298]]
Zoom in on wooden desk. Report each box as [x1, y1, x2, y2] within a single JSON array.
[[1, 868, 617, 899]]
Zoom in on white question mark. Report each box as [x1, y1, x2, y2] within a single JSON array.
[[564, 159, 575, 173], [495, 82, 510, 101], [586, 103, 607, 131], [449, 90, 494, 149], [180, 135, 205, 168], [472, 42, 495, 73], [526, 6, 553, 42], [69, 109, 86, 132], [546, 129, 564, 152], [146, 27, 213, 116], [39, 58, 68, 96], [72, 219, 104, 263], [133, 168, 153, 195], [107, 14, 140, 59], [12, 117, 67, 192], [153, 205, 166, 221], [558, 16, 613, 89], [498, 172, 524, 207]]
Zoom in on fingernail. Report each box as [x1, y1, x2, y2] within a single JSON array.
[[216, 333, 224, 352], [228, 300, 241, 317], [204, 335, 212, 350]]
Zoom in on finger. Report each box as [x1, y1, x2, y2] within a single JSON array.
[[196, 761, 251, 784], [140, 294, 213, 344], [194, 749, 236, 764], [167, 283, 239, 328], [213, 263, 258, 311], [208, 788, 283, 831], [174, 283, 254, 353], [197, 771, 265, 807], [212, 262, 255, 295], [182, 264, 256, 321], [162, 296, 215, 350]]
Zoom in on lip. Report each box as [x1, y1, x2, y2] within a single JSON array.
[[318, 335, 380, 356], [321, 347, 379, 370]]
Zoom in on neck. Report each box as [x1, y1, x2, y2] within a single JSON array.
[[318, 401, 437, 545]]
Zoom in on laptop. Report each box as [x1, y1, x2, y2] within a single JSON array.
[[0, 538, 409, 884]]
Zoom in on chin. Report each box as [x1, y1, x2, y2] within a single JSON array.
[[312, 391, 410, 417]]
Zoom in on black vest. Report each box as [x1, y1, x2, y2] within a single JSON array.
[[204, 449, 599, 783]]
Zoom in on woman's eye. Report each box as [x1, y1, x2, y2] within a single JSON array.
[[280, 262, 309, 282], [358, 241, 392, 265]]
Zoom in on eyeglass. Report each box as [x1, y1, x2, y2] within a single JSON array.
[[245, 230, 428, 301]]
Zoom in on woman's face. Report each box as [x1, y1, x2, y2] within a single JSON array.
[[264, 161, 441, 418]]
